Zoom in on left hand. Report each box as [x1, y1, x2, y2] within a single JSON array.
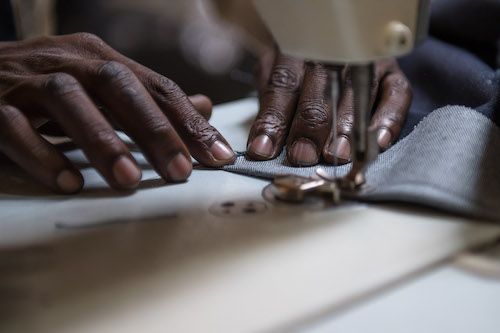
[[0, 33, 236, 194], [247, 50, 413, 166]]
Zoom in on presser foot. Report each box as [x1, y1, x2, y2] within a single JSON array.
[[264, 127, 379, 206], [264, 168, 375, 207]]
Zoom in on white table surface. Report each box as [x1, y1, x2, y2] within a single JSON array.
[[1, 98, 499, 333]]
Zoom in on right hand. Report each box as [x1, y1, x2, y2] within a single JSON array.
[[247, 49, 412, 166]]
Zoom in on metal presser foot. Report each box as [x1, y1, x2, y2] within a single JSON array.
[[269, 170, 341, 204], [263, 167, 376, 207]]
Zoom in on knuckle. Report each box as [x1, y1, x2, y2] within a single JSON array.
[[268, 65, 301, 92], [0, 61, 22, 73], [23, 52, 63, 70], [387, 74, 411, 94], [42, 73, 81, 97], [97, 61, 134, 86], [0, 106, 33, 152], [306, 62, 329, 79], [86, 127, 119, 148], [0, 105, 23, 130], [379, 108, 406, 128], [142, 119, 173, 141], [337, 110, 354, 134], [148, 75, 192, 111], [296, 99, 330, 130], [74, 32, 105, 47], [253, 107, 289, 136], [148, 74, 181, 97], [70, 32, 110, 56], [183, 115, 218, 144]]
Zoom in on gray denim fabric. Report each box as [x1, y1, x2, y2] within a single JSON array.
[[223, 106, 500, 220]]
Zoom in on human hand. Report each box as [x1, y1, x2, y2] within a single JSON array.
[[0, 33, 236, 194], [247, 50, 412, 166]]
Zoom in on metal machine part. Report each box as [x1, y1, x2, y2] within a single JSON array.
[[321, 64, 380, 192], [252, 0, 431, 196], [251, 0, 431, 63], [326, 66, 341, 179], [345, 64, 379, 188], [270, 172, 340, 203], [264, 168, 376, 206], [324, 64, 379, 191]]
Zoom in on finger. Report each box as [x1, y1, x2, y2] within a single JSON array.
[[247, 54, 305, 160], [5, 73, 142, 190], [81, 94, 211, 133], [79, 61, 194, 181], [370, 72, 412, 151], [253, 49, 277, 98], [39, 94, 213, 141], [188, 94, 213, 121], [323, 66, 379, 165], [286, 63, 332, 166], [96, 56, 236, 167], [140, 75, 235, 167], [30, 33, 234, 168], [0, 104, 83, 193]]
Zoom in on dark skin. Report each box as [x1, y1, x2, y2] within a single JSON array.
[[213, 0, 413, 166], [248, 49, 413, 166], [0, 33, 236, 194], [0, 34, 412, 194]]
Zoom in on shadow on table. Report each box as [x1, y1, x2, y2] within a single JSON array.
[[0, 155, 170, 199]]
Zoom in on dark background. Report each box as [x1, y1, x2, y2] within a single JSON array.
[[56, 0, 256, 104]]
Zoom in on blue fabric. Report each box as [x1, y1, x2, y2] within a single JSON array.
[[224, 106, 500, 221], [0, 0, 17, 41], [224, 0, 500, 220], [397, 0, 500, 137]]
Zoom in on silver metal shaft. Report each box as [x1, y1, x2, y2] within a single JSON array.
[[328, 68, 340, 177], [350, 63, 374, 162]]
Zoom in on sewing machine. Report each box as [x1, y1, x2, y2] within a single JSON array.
[[252, 0, 431, 196]]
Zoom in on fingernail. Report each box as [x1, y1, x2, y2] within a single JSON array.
[[166, 153, 192, 182], [57, 169, 83, 193], [112, 155, 141, 188], [290, 138, 319, 165], [377, 128, 392, 149], [249, 135, 274, 158], [331, 136, 351, 160], [210, 140, 235, 161]]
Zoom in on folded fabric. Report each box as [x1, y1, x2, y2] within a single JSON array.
[[224, 106, 500, 221]]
